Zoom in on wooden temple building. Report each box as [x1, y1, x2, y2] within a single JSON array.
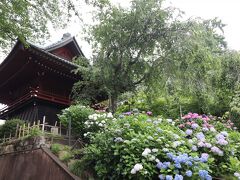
[[0, 33, 83, 125]]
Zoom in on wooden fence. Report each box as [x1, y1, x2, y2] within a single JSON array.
[[0, 116, 69, 144]]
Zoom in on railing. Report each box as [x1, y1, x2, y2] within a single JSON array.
[[0, 117, 69, 144], [0, 89, 71, 116]]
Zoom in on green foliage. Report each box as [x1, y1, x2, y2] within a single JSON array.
[[0, 0, 79, 51], [51, 143, 62, 155], [58, 104, 94, 138], [77, 112, 240, 179], [74, 0, 231, 114], [230, 86, 240, 129], [59, 151, 73, 163], [72, 57, 108, 105], [0, 119, 24, 138]]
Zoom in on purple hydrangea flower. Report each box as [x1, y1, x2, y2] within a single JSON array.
[[216, 134, 225, 141], [191, 123, 199, 129], [185, 129, 193, 136], [196, 132, 205, 140], [216, 139, 228, 145], [200, 153, 209, 162], [211, 146, 224, 156], [192, 145, 198, 151]]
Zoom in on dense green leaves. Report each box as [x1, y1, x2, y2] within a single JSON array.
[[0, 0, 78, 50]]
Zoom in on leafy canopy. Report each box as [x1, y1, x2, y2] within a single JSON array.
[[0, 0, 79, 50]]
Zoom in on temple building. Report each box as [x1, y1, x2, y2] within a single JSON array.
[[0, 33, 83, 125]]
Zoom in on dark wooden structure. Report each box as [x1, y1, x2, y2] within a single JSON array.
[[0, 147, 79, 180], [0, 34, 83, 124]]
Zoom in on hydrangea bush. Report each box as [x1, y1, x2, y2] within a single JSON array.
[[76, 111, 240, 179]]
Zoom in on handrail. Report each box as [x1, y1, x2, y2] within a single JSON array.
[[0, 89, 71, 115]]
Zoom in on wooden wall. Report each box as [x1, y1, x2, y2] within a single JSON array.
[[0, 148, 79, 180]]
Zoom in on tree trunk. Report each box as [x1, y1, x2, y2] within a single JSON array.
[[109, 94, 118, 113]]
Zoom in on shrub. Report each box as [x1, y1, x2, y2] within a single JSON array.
[[51, 143, 62, 155], [0, 119, 24, 138], [76, 112, 240, 179], [59, 151, 73, 163], [58, 104, 94, 138]]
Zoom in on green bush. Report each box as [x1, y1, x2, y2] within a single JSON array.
[[76, 112, 240, 179], [230, 89, 240, 129], [0, 119, 24, 138], [59, 151, 73, 163], [51, 143, 62, 155], [58, 104, 94, 138]]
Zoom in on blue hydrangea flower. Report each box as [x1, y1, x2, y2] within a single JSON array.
[[163, 162, 171, 168], [156, 162, 163, 169], [166, 175, 173, 180], [185, 161, 193, 166], [186, 170, 192, 177], [199, 170, 210, 179], [174, 174, 183, 180], [159, 174, 165, 180], [167, 152, 174, 159], [200, 153, 209, 163], [174, 163, 181, 169], [206, 175, 212, 180]]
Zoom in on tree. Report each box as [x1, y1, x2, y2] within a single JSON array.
[[0, 0, 79, 50], [78, 0, 181, 112], [74, 0, 227, 113]]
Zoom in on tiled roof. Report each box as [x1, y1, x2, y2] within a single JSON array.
[[29, 42, 79, 68], [44, 33, 84, 57]]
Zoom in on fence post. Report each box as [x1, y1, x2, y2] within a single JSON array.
[[54, 121, 57, 127], [37, 120, 40, 130], [15, 124, 19, 138], [68, 117, 71, 146], [42, 116, 46, 133], [23, 124, 25, 137], [27, 123, 30, 135], [19, 126, 22, 138], [59, 122, 62, 136]]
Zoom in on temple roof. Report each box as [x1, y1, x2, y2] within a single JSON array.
[[44, 33, 84, 59], [0, 36, 83, 105]]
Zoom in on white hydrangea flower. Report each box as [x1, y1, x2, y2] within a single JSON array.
[[130, 169, 136, 174], [210, 127, 216, 132], [142, 148, 151, 156], [149, 155, 156, 161], [107, 112, 113, 118], [134, 163, 143, 171], [152, 148, 158, 153]]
